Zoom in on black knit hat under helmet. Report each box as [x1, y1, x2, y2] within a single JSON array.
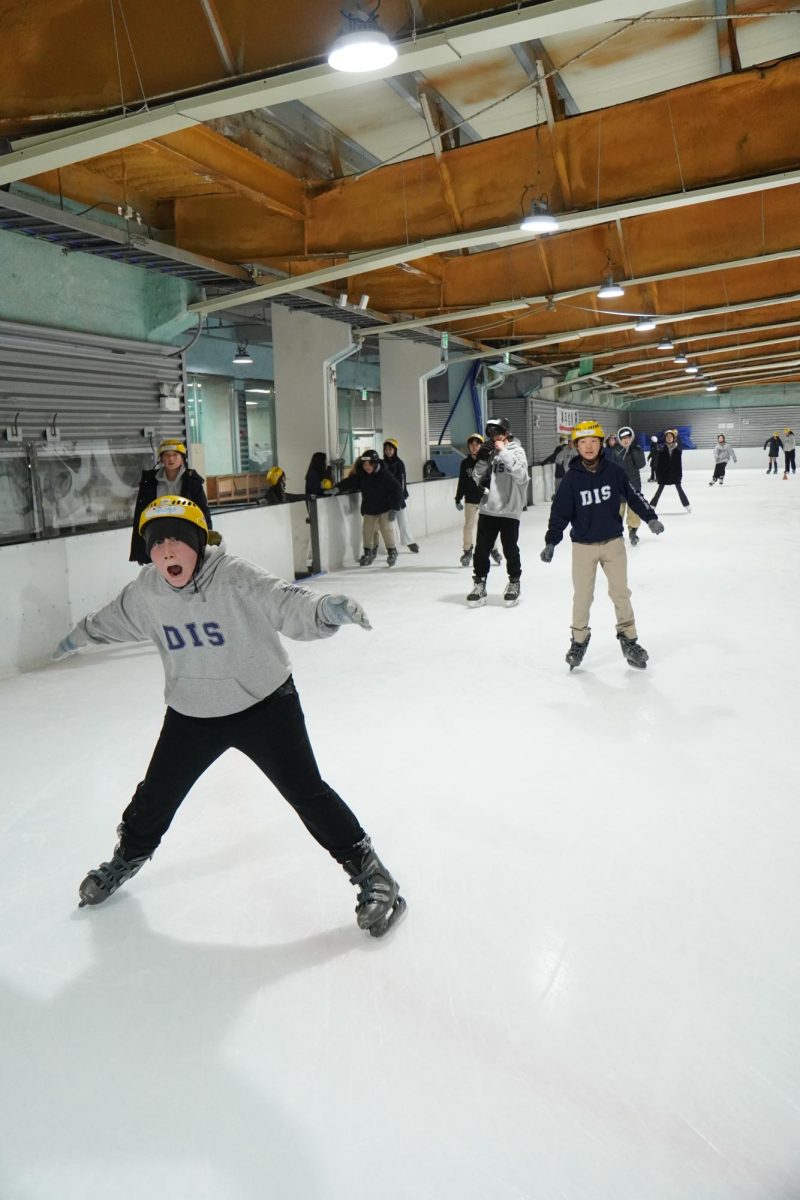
[[143, 516, 204, 558]]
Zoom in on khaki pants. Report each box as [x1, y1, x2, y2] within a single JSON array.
[[571, 537, 636, 643], [619, 501, 641, 530], [463, 502, 480, 550], [363, 512, 396, 551]]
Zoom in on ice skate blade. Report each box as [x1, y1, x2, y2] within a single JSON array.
[[466, 597, 486, 608], [503, 598, 519, 608], [367, 896, 407, 938]]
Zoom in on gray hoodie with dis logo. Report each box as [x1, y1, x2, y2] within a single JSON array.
[[64, 545, 338, 717]]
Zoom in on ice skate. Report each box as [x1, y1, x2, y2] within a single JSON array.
[[566, 633, 591, 671], [78, 828, 150, 907], [709, 479, 716, 487], [684, 505, 692, 514], [466, 577, 487, 607], [783, 473, 789, 480], [358, 547, 376, 567], [407, 543, 420, 553], [629, 529, 639, 545], [503, 577, 521, 607], [386, 547, 398, 567], [490, 548, 502, 566], [341, 837, 406, 938], [459, 546, 473, 568], [617, 633, 649, 669]]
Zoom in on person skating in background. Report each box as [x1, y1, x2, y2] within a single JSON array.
[[130, 437, 211, 565], [538, 436, 574, 500], [647, 435, 659, 482], [764, 431, 783, 475], [305, 451, 334, 498], [264, 467, 305, 505], [605, 433, 623, 463], [335, 448, 404, 566], [617, 425, 647, 545], [382, 438, 420, 553], [709, 435, 737, 486], [52, 495, 405, 938], [651, 429, 691, 513], [466, 416, 529, 608], [782, 429, 796, 479], [455, 433, 487, 567], [539, 421, 664, 671]]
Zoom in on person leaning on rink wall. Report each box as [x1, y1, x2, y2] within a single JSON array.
[[130, 437, 211, 566]]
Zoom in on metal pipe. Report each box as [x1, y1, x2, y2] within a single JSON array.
[[322, 336, 360, 471]]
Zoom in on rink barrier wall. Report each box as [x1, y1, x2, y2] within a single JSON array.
[[0, 505, 294, 677]]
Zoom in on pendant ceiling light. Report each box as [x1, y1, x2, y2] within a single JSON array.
[[328, 4, 397, 73], [233, 343, 253, 365], [684, 363, 699, 375], [705, 382, 718, 392], [597, 275, 624, 299], [634, 315, 656, 332], [519, 197, 558, 234], [656, 334, 674, 351], [673, 351, 688, 365]]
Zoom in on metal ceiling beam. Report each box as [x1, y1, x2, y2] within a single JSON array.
[[0, 0, 686, 185], [187, 168, 800, 316], [360, 299, 533, 336], [384, 74, 480, 146], [511, 41, 580, 118], [198, 0, 237, 76], [616, 346, 800, 387]]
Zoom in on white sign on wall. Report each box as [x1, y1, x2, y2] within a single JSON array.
[[557, 406, 579, 434]]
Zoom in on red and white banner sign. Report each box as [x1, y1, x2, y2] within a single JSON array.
[[556, 406, 579, 435]]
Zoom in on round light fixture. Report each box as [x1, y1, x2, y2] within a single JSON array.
[[634, 316, 656, 332], [328, 25, 397, 72], [705, 383, 718, 392], [233, 343, 253, 365], [656, 335, 674, 351], [520, 199, 558, 234], [597, 275, 624, 300], [673, 352, 688, 365], [684, 364, 699, 375]]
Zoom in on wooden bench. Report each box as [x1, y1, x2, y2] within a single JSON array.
[[206, 473, 269, 504]]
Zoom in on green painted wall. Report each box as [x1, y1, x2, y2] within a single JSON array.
[[0, 224, 196, 344]]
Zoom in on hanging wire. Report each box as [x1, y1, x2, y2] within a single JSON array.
[[109, 0, 127, 115], [666, 97, 686, 193], [115, 0, 150, 112]]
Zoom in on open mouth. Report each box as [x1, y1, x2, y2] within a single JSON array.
[[167, 565, 183, 578]]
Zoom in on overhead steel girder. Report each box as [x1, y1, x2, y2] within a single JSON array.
[[187, 169, 800, 316], [384, 74, 480, 146], [0, 0, 687, 187]]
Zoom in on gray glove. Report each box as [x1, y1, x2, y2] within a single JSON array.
[[540, 544, 555, 563], [320, 594, 372, 630], [455, 500, 464, 511], [53, 635, 79, 661], [648, 519, 665, 534]]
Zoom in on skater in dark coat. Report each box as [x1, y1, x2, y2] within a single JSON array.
[[764, 432, 783, 475], [539, 420, 663, 671], [304, 452, 334, 498], [651, 430, 691, 512], [647, 435, 659, 482], [783, 429, 797, 478], [130, 437, 211, 565], [335, 450, 404, 566], [383, 438, 419, 553], [455, 434, 488, 567], [538, 437, 575, 500], [617, 425, 647, 545]]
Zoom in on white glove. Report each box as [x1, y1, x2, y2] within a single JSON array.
[[320, 595, 372, 630], [53, 635, 79, 661]]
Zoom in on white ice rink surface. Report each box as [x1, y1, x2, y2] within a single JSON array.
[[1, 467, 799, 1200]]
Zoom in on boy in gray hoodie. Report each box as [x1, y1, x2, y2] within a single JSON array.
[[467, 416, 529, 608], [52, 495, 405, 938]]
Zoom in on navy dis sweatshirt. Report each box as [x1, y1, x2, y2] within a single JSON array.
[[545, 454, 658, 546]]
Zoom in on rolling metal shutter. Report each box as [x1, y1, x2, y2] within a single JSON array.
[[0, 319, 185, 443]]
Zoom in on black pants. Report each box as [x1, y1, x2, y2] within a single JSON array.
[[712, 462, 727, 481], [651, 482, 690, 508], [474, 514, 521, 579], [119, 679, 365, 862], [785, 449, 796, 473]]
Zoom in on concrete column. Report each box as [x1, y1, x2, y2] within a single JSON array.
[[271, 303, 351, 492], [378, 336, 442, 483]]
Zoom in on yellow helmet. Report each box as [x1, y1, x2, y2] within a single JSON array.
[[571, 420, 605, 443], [265, 466, 285, 487], [383, 437, 398, 449], [139, 494, 208, 539], [157, 437, 187, 458], [467, 433, 483, 444], [320, 477, 334, 490]]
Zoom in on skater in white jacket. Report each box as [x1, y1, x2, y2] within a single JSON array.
[[709, 435, 737, 486], [466, 416, 529, 608]]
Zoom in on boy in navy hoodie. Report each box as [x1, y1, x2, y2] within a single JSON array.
[[52, 495, 405, 938], [539, 421, 664, 670]]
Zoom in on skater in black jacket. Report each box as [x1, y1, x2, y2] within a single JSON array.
[[647, 435, 659, 482], [617, 425, 647, 545], [651, 430, 691, 512], [764, 432, 783, 475], [335, 450, 404, 566], [539, 420, 664, 670], [130, 438, 211, 565], [455, 434, 487, 566], [383, 438, 420, 553]]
